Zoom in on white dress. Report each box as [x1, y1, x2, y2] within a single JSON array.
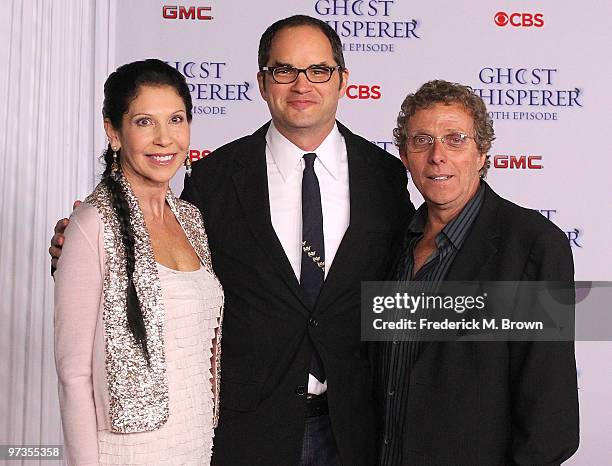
[[97, 263, 223, 465]]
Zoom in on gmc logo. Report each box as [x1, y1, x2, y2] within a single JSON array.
[[346, 85, 381, 100], [493, 155, 543, 169], [163, 6, 213, 20], [189, 149, 212, 162], [494, 11, 544, 28]]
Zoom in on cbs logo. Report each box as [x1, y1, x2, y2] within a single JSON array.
[[189, 149, 212, 162], [346, 85, 381, 100], [494, 11, 544, 28]]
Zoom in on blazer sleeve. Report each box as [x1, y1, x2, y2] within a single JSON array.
[[509, 227, 579, 465], [54, 204, 104, 466], [180, 160, 205, 207], [180, 171, 198, 205]]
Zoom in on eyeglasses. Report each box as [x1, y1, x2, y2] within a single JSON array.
[[406, 132, 475, 153], [260, 65, 343, 84]]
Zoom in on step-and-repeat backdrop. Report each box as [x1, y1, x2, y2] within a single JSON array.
[[111, 1, 611, 462]]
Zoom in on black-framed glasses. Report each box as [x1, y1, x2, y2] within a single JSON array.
[[406, 132, 475, 153], [260, 65, 343, 84]]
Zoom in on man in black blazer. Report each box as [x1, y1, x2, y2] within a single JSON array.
[[182, 16, 414, 466], [376, 80, 579, 465]]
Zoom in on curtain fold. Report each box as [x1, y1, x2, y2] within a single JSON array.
[[0, 1, 112, 462]]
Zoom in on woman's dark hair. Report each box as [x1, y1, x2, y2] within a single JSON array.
[[101, 58, 192, 364]]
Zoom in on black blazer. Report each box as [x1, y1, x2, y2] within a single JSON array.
[[380, 183, 579, 465], [183, 122, 414, 466]]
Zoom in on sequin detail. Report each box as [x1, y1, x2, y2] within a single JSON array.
[[85, 180, 223, 432], [97, 265, 221, 464]]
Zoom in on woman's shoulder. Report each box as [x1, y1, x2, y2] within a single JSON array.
[[67, 181, 109, 237], [67, 202, 104, 239], [56, 203, 104, 266], [83, 181, 112, 211]]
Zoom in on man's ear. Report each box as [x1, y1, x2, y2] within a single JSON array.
[[339, 67, 349, 97], [399, 149, 410, 171], [257, 71, 267, 100], [478, 152, 487, 171]]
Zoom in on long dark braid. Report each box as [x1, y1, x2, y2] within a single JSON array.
[[101, 145, 149, 363], [100, 59, 193, 364]]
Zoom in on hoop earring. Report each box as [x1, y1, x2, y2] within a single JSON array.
[[110, 147, 122, 181], [184, 151, 192, 178]]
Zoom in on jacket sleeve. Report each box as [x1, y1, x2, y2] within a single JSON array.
[[54, 204, 104, 466], [180, 171, 198, 205], [509, 227, 579, 465], [180, 159, 205, 207]]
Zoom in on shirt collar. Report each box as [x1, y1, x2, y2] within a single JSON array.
[[407, 182, 485, 250], [407, 204, 428, 236], [265, 121, 345, 182]]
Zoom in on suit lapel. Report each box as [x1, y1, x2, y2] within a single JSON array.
[[445, 183, 502, 281], [412, 184, 503, 369], [231, 122, 388, 315], [231, 124, 308, 313]]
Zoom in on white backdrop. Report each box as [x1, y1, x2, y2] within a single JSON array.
[[1, 1, 110, 464], [1, 0, 611, 464]]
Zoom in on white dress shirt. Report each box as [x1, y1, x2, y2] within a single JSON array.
[[266, 122, 350, 394]]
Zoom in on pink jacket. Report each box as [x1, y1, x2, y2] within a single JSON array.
[[54, 204, 113, 465]]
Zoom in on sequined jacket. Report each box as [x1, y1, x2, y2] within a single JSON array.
[[54, 179, 222, 465]]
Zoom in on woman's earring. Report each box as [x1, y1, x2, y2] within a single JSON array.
[[110, 146, 122, 181], [185, 151, 192, 178]]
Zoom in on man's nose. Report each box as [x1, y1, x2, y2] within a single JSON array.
[[428, 138, 448, 164], [290, 71, 313, 92]]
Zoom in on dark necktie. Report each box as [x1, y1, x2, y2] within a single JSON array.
[[300, 153, 326, 383]]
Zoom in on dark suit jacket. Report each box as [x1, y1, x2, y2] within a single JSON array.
[[182, 122, 414, 466], [380, 183, 579, 465]]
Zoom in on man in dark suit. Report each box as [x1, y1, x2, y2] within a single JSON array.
[[182, 16, 413, 466], [51, 15, 414, 466], [376, 79, 579, 465]]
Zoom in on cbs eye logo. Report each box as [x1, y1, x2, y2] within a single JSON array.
[[494, 11, 509, 26], [494, 11, 544, 28]]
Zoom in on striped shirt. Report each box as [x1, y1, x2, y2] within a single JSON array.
[[378, 183, 485, 466]]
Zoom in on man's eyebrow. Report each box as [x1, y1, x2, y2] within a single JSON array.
[[269, 61, 333, 67]]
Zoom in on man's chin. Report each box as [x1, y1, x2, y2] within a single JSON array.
[[278, 117, 322, 131]]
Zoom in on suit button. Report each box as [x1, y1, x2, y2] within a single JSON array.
[[308, 317, 318, 327], [388, 388, 395, 396], [295, 385, 306, 396]]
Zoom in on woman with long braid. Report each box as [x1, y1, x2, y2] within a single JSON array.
[[53, 59, 223, 465]]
